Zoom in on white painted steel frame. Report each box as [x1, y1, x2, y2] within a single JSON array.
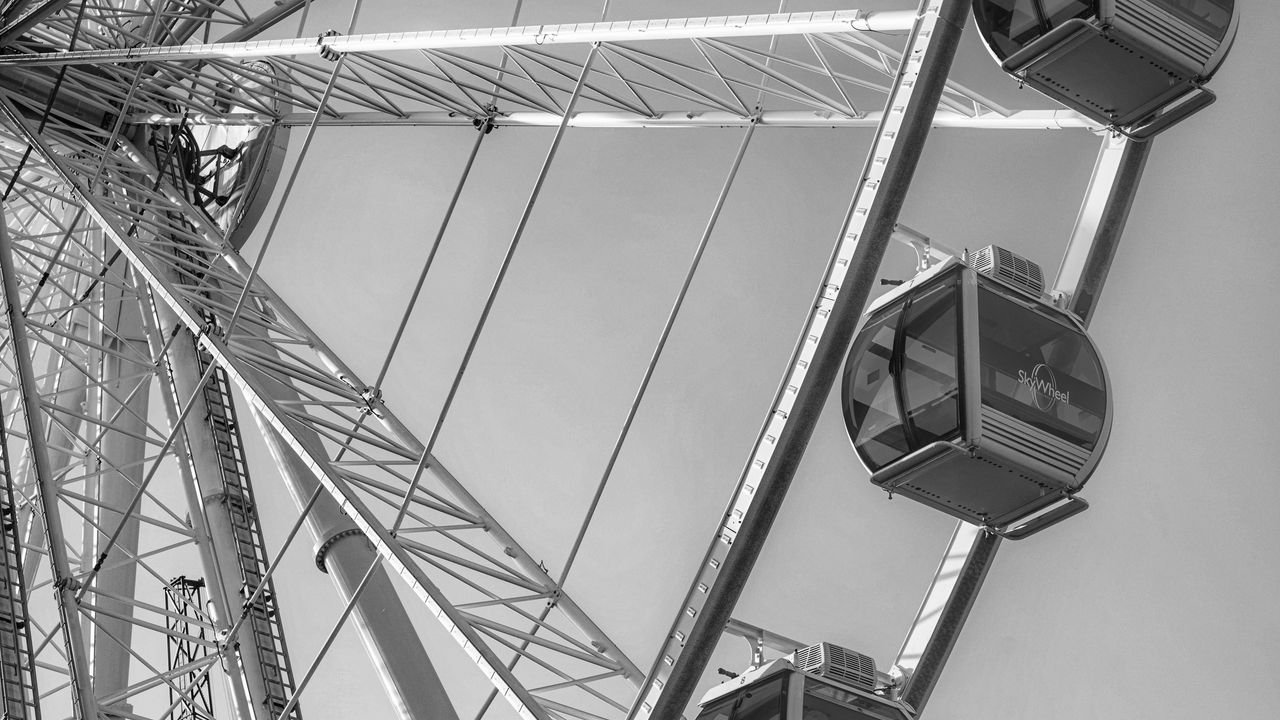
[[3, 11, 920, 65], [2, 9, 1097, 132], [0, 366, 39, 720], [0, 206, 98, 720], [0, 4, 1114, 720], [1, 93, 643, 720], [633, 3, 973, 719], [129, 108, 1095, 129], [143, 293, 284, 720], [4, 0, 307, 53], [891, 134, 1148, 717], [0, 184, 257, 719]]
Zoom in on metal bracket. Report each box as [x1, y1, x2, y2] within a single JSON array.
[[723, 618, 805, 669], [892, 223, 957, 275], [317, 29, 343, 62], [52, 576, 83, 592], [358, 385, 384, 417]]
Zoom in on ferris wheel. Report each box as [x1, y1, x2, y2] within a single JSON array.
[[0, 1, 1239, 720]]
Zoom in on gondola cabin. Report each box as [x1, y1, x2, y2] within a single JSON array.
[[972, 0, 1238, 137], [695, 644, 909, 720], [841, 247, 1110, 539]]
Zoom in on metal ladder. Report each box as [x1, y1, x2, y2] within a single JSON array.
[[196, 345, 302, 720], [0, 416, 39, 720]]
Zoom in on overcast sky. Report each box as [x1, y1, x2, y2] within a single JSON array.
[[222, 2, 1280, 719]]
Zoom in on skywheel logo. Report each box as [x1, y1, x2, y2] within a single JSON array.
[[1018, 364, 1070, 411]]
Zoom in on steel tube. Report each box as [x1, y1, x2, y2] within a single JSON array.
[[634, 3, 973, 720], [84, 264, 151, 717], [894, 524, 997, 714], [562, 118, 757, 581], [892, 134, 1149, 718], [1053, 136, 1152, 325], [126, 108, 1097, 130], [144, 294, 267, 720], [0, 207, 99, 720], [0, 10, 919, 67], [18, 313, 89, 580], [240, 324, 461, 720], [214, 0, 312, 45], [3, 90, 640, 720]]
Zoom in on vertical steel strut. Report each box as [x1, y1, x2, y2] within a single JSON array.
[[0, 314, 40, 720], [194, 346, 303, 718], [143, 284, 284, 720], [632, 3, 973, 720], [1053, 135, 1152, 326], [893, 523, 996, 715], [0, 207, 98, 720], [141, 133, 451, 719], [1, 82, 641, 720], [891, 134, 1151, 717]]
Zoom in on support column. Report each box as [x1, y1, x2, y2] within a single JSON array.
[[892, 134, 1151, 718], [893, 524, 997, 715], [83, 261, 150, 718], [1053, 135, 1152, 324], [0, 208, 99, 720], [142, 290, 259, 720], [233, 317, 459, 720], [633, 3, 974, 719], [18, 313, 90, 581], [244, 380, 460, 720]]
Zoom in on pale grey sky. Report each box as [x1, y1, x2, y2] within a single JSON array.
[[227, 2, 1280, 719]]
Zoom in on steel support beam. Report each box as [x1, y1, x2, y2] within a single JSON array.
[[127, 108, 1097, 130], [241, 349, 462, 720], [892, 523, 996, 715], [0, 295, 40, 720], [212, 0, 312, 45], [0, 10, 918, 67], [84, 260, 150, 718], [0, 207, 99, 720], [891, 133, 1151, 717], [1052, 135, 1152, 324], [0, 0, 68, 46], [632, 3, 972, 720], [142, 296, 269, 720], [1, 90, 642, 720]]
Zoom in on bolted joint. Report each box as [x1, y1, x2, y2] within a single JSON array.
[[317, 29, 343, 62], [53, 575, 83, 592], [358, 385, 384, 417], [314, 527, 366, 573], [1049, 289, 1073, 312], [197, 310, 221, 339], [203, 490, 241, 513], [471, 104, 500, 134]]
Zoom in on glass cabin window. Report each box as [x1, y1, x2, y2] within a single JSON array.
[[1160, 0, 1233, 40], [803, 679, 908, 720], [899, 276, 962, 447], [845, 309, 909, 471], [976, 282, 1105, 449], [695, 677, 787, 720], [975, 0, 1095, 58]]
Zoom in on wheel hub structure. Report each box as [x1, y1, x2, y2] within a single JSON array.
[[0, 2, 1203, 720]]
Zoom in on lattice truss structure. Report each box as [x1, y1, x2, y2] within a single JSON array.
[[0, 2, 1101, 720], [0, 3, 1095, 129]]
